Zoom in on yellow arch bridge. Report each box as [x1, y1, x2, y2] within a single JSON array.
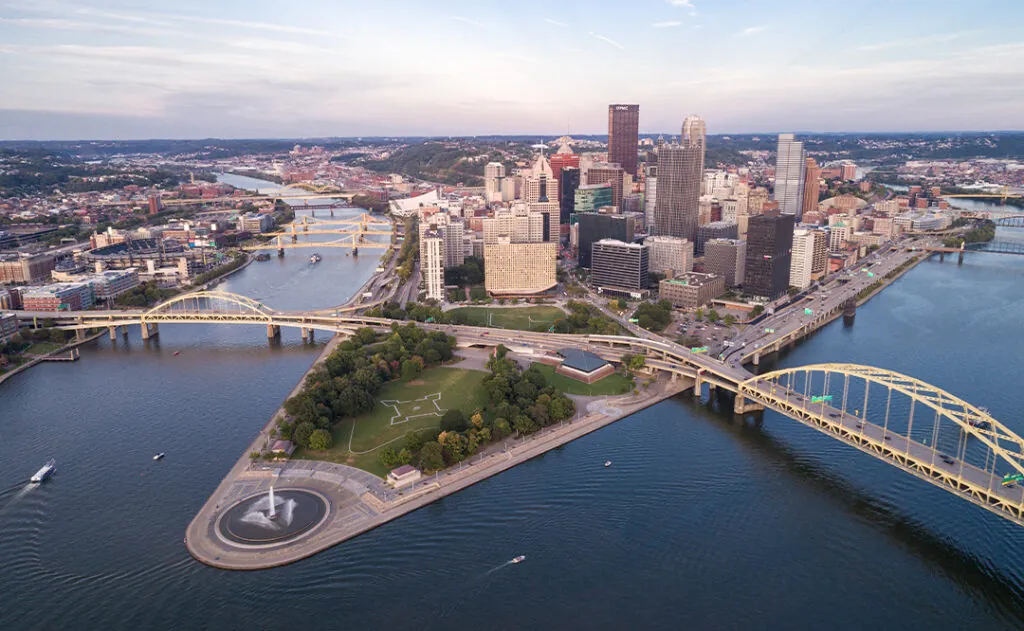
[[18, 291, 1024, 530]]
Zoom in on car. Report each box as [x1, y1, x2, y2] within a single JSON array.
[[940, 454, 955, 465], [828, 412, 839, 418]]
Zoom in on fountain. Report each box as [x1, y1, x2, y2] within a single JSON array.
[[218, 487, 329, 546]]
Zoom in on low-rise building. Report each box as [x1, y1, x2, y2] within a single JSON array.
[[0, 253, 56, 284], [645, 235, 693, 276], [237, 212, 275, 233], [88, 269, 140, 301], [21, 282, 94, 311], [0, 311, 18, 343], [703, 239, 746, 288], [387, 464, 422, 488], [658, 273, 725, 309]]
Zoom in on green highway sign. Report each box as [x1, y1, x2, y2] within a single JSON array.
[[764, 328, 775, 333], [811, 395, 833, 403], [690, 346, 709, 353], [804, 308, 814, 315]]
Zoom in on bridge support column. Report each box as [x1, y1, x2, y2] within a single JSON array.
[[109, 326, 118, 341], [301, 327, 314, 342], [330, 209, 334, 217], [76, 329, 85, 342], [267, 324, 281, 339], [753, 352, 760, 366], [958, 250, 965, 265], [141, 322, 158, 340], [939, 252, 945, 263], [733, 395, 765, 415], [277, 248, 285, 258], [693, 374, 703, 398]]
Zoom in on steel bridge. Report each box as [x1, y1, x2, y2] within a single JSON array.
[[993, 215, 1024, 228], [17, 291, 1024, 530]]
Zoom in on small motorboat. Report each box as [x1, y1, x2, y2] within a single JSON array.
[[30, 459, 56, 483], [153, 453, 165, 461], [309, 253, 322, 264], [510, 555, 526, 564], [604, 461, 612, 467], [173, 351, 180, 356]]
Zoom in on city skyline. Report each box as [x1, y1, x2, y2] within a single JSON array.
[[1, 0, 1023, 140]]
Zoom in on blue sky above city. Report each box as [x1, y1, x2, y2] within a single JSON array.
[[1, 0, 1022, 139]]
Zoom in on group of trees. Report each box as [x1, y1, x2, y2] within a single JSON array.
[[276, 324, 456, 451], [549, 301, 619, 335], [632, 300, 673, 332], [114, 282, 179, 307], [350, 194, 389, 213], [443, 256, 484, 287], [381, 345, 577, 473], [192, 254, 246, 286], [943, 220, 996, 248], [396, 218, 418, 282], [367, 300, 446, 324]]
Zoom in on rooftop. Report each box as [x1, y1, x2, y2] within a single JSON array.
[[557, 347, 611, 374]]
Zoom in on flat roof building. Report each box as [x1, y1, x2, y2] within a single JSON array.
[[645, 235, 693, 277], [704, 239, 746, 287], [591, 239, 649, 297], [744, 213, 795, 300], [658, 272, 725, 310], [575, 213, 635, 268]]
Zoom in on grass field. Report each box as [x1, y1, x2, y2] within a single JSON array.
[[295, 367, 490, 477], [24, 341, 63, 355], [530, 362, 634, 396], [447, 306, 566, 332]]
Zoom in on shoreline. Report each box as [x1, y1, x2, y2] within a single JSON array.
[[0, 329, 105, 386]]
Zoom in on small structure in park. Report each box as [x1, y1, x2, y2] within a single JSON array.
[[555, 347, 615, 384], [270, 440, 295, 457], [387, 464, 422, 488]]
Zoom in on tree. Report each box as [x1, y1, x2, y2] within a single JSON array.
[[695, 308, 704, 321], [49, 329, 66, 344], [401, 359, 422, 379], [419, 441, 445, 472], [379, 447, 401, 468], [724, 314, 736, 326], [440, 409, 467, 432], [750, 305, 765, 317], [707, 309, 720, 323], [308, 429, 333, 451], [470, 412, 485, 429], [293, 421, 316, 448], [404, 431, 424, 452]]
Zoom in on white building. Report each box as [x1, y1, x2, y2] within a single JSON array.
[[644, 165, 657, 232], [829, 222, 851, 250], [789, 229, 816, 290], [420, 229, 445, 302], [645, 235, 694, 276], [774, 133, 806, 219], [389, 189, 441, 217]]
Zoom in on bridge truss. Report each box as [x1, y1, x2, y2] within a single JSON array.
[[739, 364, 1024, 527]]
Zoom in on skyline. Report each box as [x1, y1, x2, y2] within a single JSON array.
[[1, 0, 1023, 140]]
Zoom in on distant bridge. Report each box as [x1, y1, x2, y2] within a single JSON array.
[[16, 290, 1024, 531]]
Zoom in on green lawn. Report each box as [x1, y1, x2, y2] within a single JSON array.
[[294, 367, 490, 477], [447, 306, 566, 332], [530, 362, 634, 396], [24, 341, 63, 355]]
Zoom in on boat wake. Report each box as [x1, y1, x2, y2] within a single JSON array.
[[0, 483, 35, 517]]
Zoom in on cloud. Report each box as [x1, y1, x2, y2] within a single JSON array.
[[543, 18, 569, 28], [856, 31, 976, 52], [451, 16, 488, 29], [740, 25, 767, 36], [652, 21, 682, 28], [588, 32, 625, 50], [667, 0, 695, 7]]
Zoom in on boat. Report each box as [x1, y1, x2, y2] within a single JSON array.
[[30, 459, 56, 483], [173, 351, 180, 356], [254, 253, 271, 262], [153, 453, 165, 461], [604, 461, 612, 467], [309, 253, 322, 264], [510, 555, 526, 564]]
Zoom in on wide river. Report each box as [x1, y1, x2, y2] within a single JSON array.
[[1, 185, 1023, 629]]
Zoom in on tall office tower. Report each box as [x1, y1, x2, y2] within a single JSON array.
[[681, 114, 706, 175], [484, 162, 506, 203], [802, 157, 821, 217], [744, 213, 795, 299], [442, 219, 465, 268], [420, 228, 445, 302], [704, 238, 746, 287], [773, 133, 806, 219], [559, 167, 580, 227], [789, 229, 816, 290], [585, 163, 625, 208], [645, 235, 693, 276], [523, 152, 558, 204], [576, 213, 635, 268], [591, 239, 649, 295], [549, 140, 581, 187], [654, 144, 698, 240], [830, 221, 851, 250], [607, 104, 640, 177], [574, 183, 614, 213], [695, 221, 738, 256], [643, 164, 657, 232], [810, 230, 828, 277]]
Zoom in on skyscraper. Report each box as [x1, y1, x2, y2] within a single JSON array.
[[576, 213, 635, 268], [654, 116, 705, 241], [559, 167, 580, 227], [801, 157, 821, 217], [420, 228, 445, 302], [704, 239, 746, 287], [789, 229, 816, 290], [591, 239, 649, 296], [773, 133, 806, 219], [744, 213, 795, 299], [585, 163, 625, 208], [607, 104, 639, 177], [549, 139, 580, 187]]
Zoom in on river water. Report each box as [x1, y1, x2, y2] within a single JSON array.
[[1, 183, 1023, 628]]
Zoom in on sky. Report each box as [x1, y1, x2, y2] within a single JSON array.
[[1, 0, 1023, 140]]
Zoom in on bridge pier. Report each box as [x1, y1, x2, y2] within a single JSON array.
[[277, 248, 285, 258], [267, 324, 281, 339], [76, 329, 86, 342], [958, 250, 965, 265], [733, 395, 765, 415], [300, 327, 314, 343], [939, 252, 945, 263], [140, 322, 158, 340], [753, 352, 760, 367], [330, 209, 334, 217], [109, 326, 118, 341]]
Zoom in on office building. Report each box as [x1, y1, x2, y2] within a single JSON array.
[[654, 121, 704, 241], [744, 213, 795, 299], [840, 162, 857, 181], [559, 167, 581, 226], [830, 222, 851, 250], [645, 235, 693, 276], [591, 240, 649, 296], [774, 133, 806, 219], [549, 140, 580, 187], [695, 221, 738, 256], [574, 183, 614, 213], [704, 238, 746, 287], [659, 273, 725, 310], [523, 152, 559, 205], [483, 204, 545, 244], [484, 162, 508, 203], [420, 228, 445, 302], [484, 240, 557, 296], [0, 253, 56, 284], [0, 311, 17, 343], [237, 212, 274, 233], [88, 269, 140, 301], [21, 282, 95, 311], [643, 164, 657, 231], [801, 158, 821, 217], [810, 230, 828, 277], [575, 213, 635, 268], [789, 229, 817, 290], [585, 163, 625, 208], [442, 219, 465, 268], [607, 104, 639, 177]]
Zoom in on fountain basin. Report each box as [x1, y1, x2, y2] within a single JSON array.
[[216, 488, 329, 547]]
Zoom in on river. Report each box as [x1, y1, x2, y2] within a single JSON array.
[[1, 184, 1023, 628]]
